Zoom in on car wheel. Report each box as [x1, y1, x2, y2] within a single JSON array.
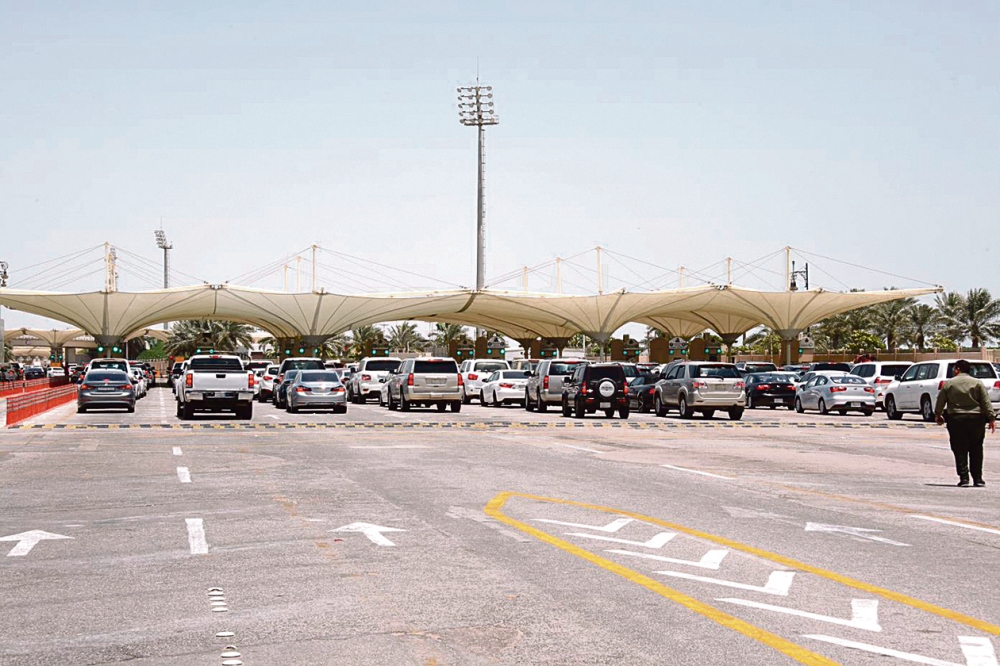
[[747, 394, 755, 409], [537, 396, 548, 413], [769, 405, 776, 410], [819, 399, 828, 415], [886, 396, 902, 420], [493, 391, 502, 408], [335, 405, 347, 414], [728, 407, 744, 421], [574, 398, 586, 419], [238, 404, 253, 419], [480, 391, 487, 406], [525, 391, 535, 411], [388, 392, 397, 411], [655, 395, 667, 418], [920, 396, 935, 423], [703, 409, 715, 419], [287, 403, 296, 413], [618, 407, 630, 419], [862, 409, 874, 417], [838, 409, 847, 416], [604, 408, 615, 418], [679, 396, 693, 419], [436, 402, 447, 412], [77, 406, 87, 414], [400, 394, 411, 412], [795, 397, 804, 413], [561, 396, 571, 417], [182, 404, 194, 420], [462, 391, 471, 405], [638, 396, 650, 414], [176, 401, 183, 418], [127, 404, 135, 413], [450, 401, 462, 413]]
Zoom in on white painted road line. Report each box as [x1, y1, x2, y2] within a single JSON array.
[[609, 547, 729, 570], [560, 443, 602, 453], [266, 414, 281, 420], [1, 530, 73, 557], [911, 515, 1000, 537], [805, 522, 910, 547], [176, 467, 192, 483], [329, 522, 405, 547], [349, 445, 431, 449], [172, 447, 183, 456], [657, 570, 795, 596], [534, 517, 633, 533], [565, 531, 676, 549], [660, 464, 734, 480], [804, 634, 997, 666], [718, 598, 881, 632], [186, 518, 208, 554]]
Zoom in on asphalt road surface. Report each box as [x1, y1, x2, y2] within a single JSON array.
[[1, 386, 998, 665]]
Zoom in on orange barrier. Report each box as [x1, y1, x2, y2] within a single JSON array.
[[4, 385, 78, 427], [0, 377, 69, 399]]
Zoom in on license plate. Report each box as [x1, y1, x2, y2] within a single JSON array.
[[207, 392, 234, 399], [600, 402, 611, 409], [427, 378, 445, 386], [849, 402, 859, 408]]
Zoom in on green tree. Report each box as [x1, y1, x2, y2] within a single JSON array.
[[814, 314, 851, 351], [844, 330, 885, 354], [903, 304, 939, 352], [430, 323, 472, 347], [388, 323, 426, 353], [138, 340, 167, 360], [867, 297, 915, 351], [743, 328, 782, 356], [928, 334, 958, 352], [934, 292, 965, 344], [941, 288, 1000, 349], [166, 320, 255, 357]]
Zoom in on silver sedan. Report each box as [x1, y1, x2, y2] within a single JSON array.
[[795, 374, 875, 416], [287, 370, 348, 414]]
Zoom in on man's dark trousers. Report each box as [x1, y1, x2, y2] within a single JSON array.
[[946, 416, 986, 482]]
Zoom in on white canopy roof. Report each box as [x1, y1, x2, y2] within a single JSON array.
[[0, 284, 940, 342]]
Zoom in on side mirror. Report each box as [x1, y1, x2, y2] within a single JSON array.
[[524, 370, 533, 377]]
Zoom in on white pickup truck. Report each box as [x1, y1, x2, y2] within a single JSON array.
[[176, 354, 255, 420]]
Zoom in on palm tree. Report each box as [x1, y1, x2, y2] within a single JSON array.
[[934, 292, 965, 343], [867, 298, 915, 351], [388, 323, 426, 353], [814, 314, 851, 351], [349, 325, 384, 358], [166, 320, 255, 357], [430, 323, 472, 347], [948, 288, 1000, 349], [904, 304, 939, 351]]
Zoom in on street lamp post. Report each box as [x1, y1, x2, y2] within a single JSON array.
[[154, 229, 173, 330], [457, 81, 499, 296], [0, 261, 7, 362]]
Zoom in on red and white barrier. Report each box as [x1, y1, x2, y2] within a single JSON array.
[[2, 384, 78, 427], [0, 377, 69, 399]]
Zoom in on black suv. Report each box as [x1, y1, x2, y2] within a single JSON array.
[[561, 363, 630, 419]]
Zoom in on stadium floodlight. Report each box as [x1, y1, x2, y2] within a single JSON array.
[[154, 228, 174, 329]]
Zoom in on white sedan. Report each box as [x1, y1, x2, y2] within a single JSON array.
[[479, 370, 530, 408]]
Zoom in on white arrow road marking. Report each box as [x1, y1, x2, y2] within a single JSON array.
[[718, 598, 881, 632], [172, 447, 182, 456], [609, 547, 728, 570], [0, 530, 73, 557], [186, 518, 208, 555], [805, 522, 910, 547], [660, 464, 734, 480], [911, 515, 1000, 537], [804, 634, 997, 666], [176, 466, 191, 483], [658, 570, 795, 596], [266, 414, 281, 420], [330, 522, 405, 547], [566, 531, 676, 549], [533, 517, 633, 533]]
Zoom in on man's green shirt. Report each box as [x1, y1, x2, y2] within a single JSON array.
[[935, 373, 996, 420]]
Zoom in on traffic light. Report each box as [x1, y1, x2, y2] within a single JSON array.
[[284, 348, 292, 356], [798, 347, 804, 354], [97, 345, 105, 354], [49, 354, 56, 361], [668, 349, 675, 356], [112, 345, 122, 354]]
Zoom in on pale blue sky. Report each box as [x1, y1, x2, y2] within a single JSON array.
[[1, 1, 997, 329]]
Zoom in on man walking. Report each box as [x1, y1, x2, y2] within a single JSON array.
[[935, 360, 996, 487]]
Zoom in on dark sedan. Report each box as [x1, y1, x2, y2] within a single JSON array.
[[627, 372, 659, 413], [744, 372, 799, 410], [78, 370, 136, 413]]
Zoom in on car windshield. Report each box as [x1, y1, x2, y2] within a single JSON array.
[[948, 363, 997, 379], [833, 376, 866, 384], [190, 357, 245, 372], [284, 360, 324, 371], [501, 371, 528, 379], [689, 365, 740, 379], [85, 371, 129, 382], [473, 362, 507, 372], [283, 370, 300, 382], [366, 360, 401, 372], [749, 373, 796, 383], [414, 360, 459, 374], [549, 362, 582, 375], [587, 366, 625, 381], [619, 365, 639, 378], [298, 371, 342, 383]]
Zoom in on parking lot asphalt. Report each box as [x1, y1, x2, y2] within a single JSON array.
[[1, 386, 998, 665]]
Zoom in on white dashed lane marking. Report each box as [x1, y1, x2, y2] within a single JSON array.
[[186, 518, 208, 554]]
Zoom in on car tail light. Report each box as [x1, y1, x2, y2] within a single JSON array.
[[864, 387, 875, 393], [580, 384, 588, 395], [333, 387, 345, 393], [735, 381, 745, 390], [277, 374, 284, 383], [875, 377, 891, 384], [830, 386, 847, 393], [263, 375, 272, 381], [756, 384, 771, 391], [248, 372, 255, 388], [457, 374, 464, 387], [469, 373, 478, 381], [692, 381, 707, 389], [647, 387, 654, 395], [362, 374, 371, 381], [500, 383, 514, 389], [623, 384, 629, 395], [938, 381, 945, 390], [994, 381, 1000, 390], [185, 373, 193, 388], [407, 373, 414, 386], [295, 386, 311, 393], [543, 376, 549, 390], [80, 384, 92, 390]]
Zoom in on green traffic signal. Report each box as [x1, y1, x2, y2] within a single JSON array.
[[97, 345, 105, 353], [49, 354, 55, 361]]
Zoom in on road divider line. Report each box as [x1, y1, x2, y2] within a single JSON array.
[[560, 444, 602, 453], [176, 466, 191, 483], [804, 634, 996, 666], [911, 515, 1000, 537], [488, 492, 1000, 637], [661, 464, 734, 479], [185, 518, 208, 554]]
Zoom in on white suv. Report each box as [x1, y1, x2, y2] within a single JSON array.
[[849, 361, 913, 410], [883, 360, 1000, 422]]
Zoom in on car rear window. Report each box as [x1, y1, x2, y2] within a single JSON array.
[[549, 362, 582, 375], [366, 360, 401, 372], [751, 373, 796, 383], [502, 371, 528, 379], [266, 366, 279, 374], [947, 363, 997, 379], [587, 366, 626, 381], [745, 363, 778, 373], [619, 365, 639, 377], [190, 358, 245, 372], [811, 363, 852, 372], [833, 376, 866, 384], [414, 360, 459, 374], [879, 364, 910, 377], [85, 371, 130, 382], [690, 365, 741, 379], [91, 360, 129, 372], [282, 360, 325, 372], [298, 371, 342, 383], [473, 362, 507, 372]]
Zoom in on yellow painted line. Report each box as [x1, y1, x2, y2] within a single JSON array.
[[485, 492, 838, 666], [488, 492, 1000, 638]]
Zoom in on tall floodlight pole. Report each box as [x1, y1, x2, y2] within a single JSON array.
[[154, 229, 173, 330], [0, 261, 8, 362], [457, 80, 499, 296]]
